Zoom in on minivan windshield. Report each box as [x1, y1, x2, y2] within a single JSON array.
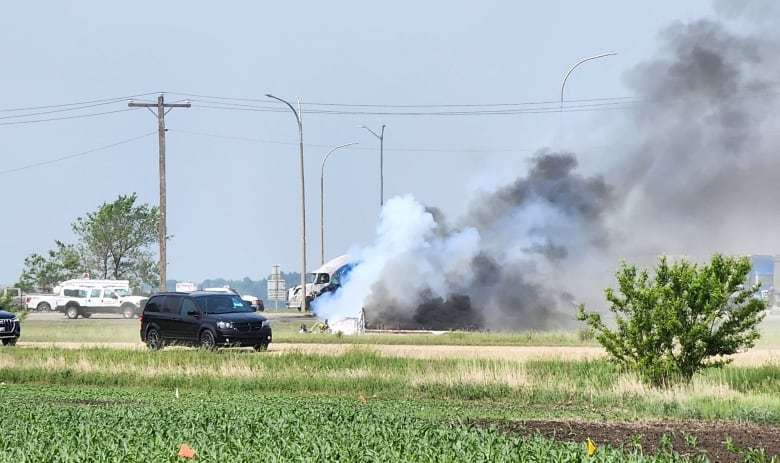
[[196, 294, 253, 314]]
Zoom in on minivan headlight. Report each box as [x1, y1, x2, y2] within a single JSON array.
[[216, 321, 234, 330], [262, 320, 271, 328]]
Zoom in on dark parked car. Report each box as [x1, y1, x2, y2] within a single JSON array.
[[139, 291, 272, 351], [0, 306, 20, 346], [253, 298, 265, 312]]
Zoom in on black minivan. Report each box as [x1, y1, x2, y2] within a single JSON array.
[[140, 291, 272, 351]]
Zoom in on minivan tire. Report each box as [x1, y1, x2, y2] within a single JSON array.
[[146, 328, 162, 350], [253, 343, 268, 352], [199, 330, 216, 351], [2, 338, 18, 346], [66, 306, 79, 319]]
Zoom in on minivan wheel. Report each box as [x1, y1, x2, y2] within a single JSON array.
[[253, 343, 268, 352], [2, 338, 18, 346], [121, 304, 136, 319], [146, 328, 162, 350], [66, 306, 79, 319], [199, 330, 216, 351]]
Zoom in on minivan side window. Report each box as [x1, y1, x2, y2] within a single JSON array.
[[163, 295, 183, 314], [181, 298, 197, 316], [90, 288, 101, 298], [144, 296, 163, 313]]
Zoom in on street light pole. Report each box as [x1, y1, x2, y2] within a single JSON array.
[[266, 93, 307, 312], [320, 142, 358, 265], [560, 52, 617, 112], [360, 125, 386, 207]]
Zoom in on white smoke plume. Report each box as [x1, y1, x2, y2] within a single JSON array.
[[314, 8, 780, 331]]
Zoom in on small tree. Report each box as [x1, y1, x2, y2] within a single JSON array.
[[577, 254, 766, 387], [18, 240, 84, 292], [71, 193, 160, 290]]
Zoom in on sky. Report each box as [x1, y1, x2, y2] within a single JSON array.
[[2, 1, 776, 317]]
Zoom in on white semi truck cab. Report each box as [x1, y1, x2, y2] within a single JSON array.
[[286, 255, 350, 310]]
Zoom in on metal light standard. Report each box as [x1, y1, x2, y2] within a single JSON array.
[[359, 124, 386, 207], [560, 52, 617, 112], [320, 142, 358, 265], [266, 93, 307, 311]]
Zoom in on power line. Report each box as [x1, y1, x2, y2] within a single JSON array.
[[168, 128, 534, 153], [0, 131, 157, 175], [308, 96, 635, 108], [168, 91, 634, 108], [169, 87, 780, 116], [0, 93, 158, 113], [0, 100, 129, 121], [0, 108, 139, 126], [188, 99, 635, 116]]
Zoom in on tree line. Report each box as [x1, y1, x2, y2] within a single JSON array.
[[15, 192, 305, 299], [18, 193, 162, 293], [183, 271, 302, 302]]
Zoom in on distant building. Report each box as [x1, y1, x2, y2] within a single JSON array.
[[175, 281, 198, 292]]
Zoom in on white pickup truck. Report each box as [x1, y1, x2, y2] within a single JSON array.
[[1, 287, 57, 311], [24, 293, 58, 311], [55, 279, 148, 319]]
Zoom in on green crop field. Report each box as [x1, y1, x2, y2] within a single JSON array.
[[1, 313, 779, 461], [1, 385, 740, 463]]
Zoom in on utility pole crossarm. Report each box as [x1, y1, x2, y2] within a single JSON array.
[[128, 102, 192, 108]]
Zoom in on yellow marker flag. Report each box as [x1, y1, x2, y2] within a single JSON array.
[[587, 437, 596, 456]]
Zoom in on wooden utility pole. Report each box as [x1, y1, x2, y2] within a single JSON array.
[[128, 94, 190, 292]]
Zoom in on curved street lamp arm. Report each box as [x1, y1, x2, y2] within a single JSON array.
[[560, 52, 617, 110], [360, 125, 383, 140], [320, 142, 359, 264], [266, 93, 301, 126], [321, 142, 359, 176]]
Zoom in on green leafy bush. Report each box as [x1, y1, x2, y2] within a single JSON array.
[[577, 254, 766, 387]]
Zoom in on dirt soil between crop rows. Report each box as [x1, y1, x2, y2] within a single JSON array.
[[474, 418, 779, 463]]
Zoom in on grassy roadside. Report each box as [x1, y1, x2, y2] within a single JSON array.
[[18, 311, 780, 346], [1, 346, 779, 425], [19, 314, 601, 345]]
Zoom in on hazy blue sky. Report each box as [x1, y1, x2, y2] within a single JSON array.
[[0, 1, 720, 284]]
